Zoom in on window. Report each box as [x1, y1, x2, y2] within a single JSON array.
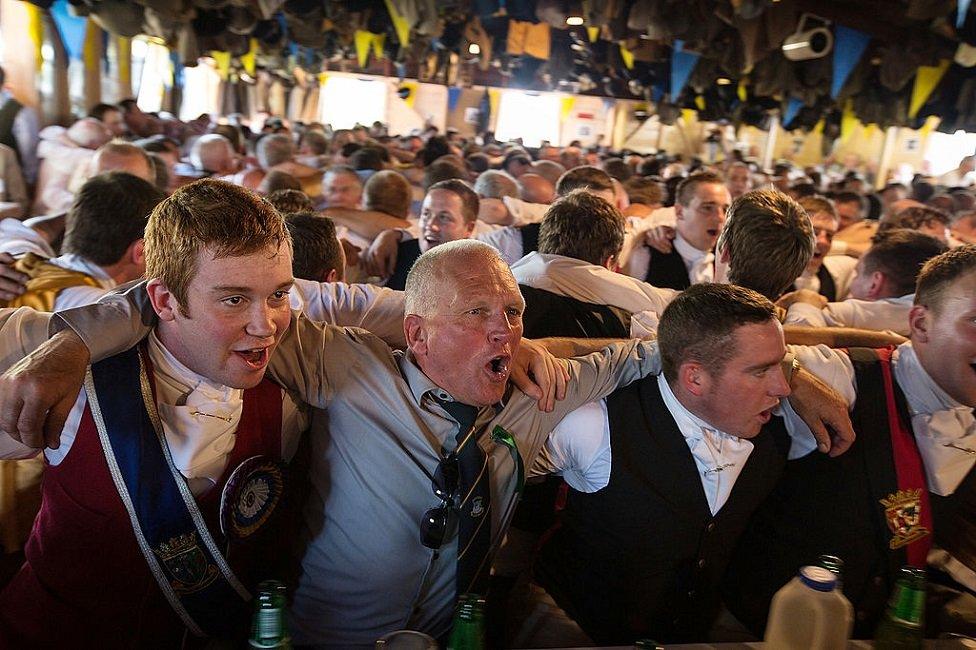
[[494, 91, 561, 147], [319, 75, 386, 129], [924, 129, 976, 176]]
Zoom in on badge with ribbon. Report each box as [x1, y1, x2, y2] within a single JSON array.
[[220, 456, 287, 541]]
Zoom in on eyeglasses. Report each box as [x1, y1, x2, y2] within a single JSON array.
[[420, 453, 460, 549]]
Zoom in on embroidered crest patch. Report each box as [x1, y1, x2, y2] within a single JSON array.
[[155, 532, 219, 594], [880, 489, 930, 549]]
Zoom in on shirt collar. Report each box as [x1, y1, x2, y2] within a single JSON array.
[[49, 253, 116, 287], [146, 330, 241, 404], [893, 341, 965, 416], [673, 232, 709, 264], [398, 349, 504, 419], [657, 373, 725, 440]]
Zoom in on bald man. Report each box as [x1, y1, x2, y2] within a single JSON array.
[[519, 173, 556, 205]]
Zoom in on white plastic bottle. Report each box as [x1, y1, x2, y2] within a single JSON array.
[[764, 565, 854, 650]]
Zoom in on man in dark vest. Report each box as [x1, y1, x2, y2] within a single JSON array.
[[0, 66, 39, 186], [789, 195, 856, 301], [385, 179, 479, 290], [530, 284, 832, 645], [724, 244, 976, 639], [620, 172, 730, 290]]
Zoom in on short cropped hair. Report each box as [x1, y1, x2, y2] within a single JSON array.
[[266, 189, 313, 214], [675, 171, 725, 207], [62, 172, 165, 265], [423, 160, 467, 192], [405, 240, 511, 317], [555, 166, 614, 197], [539, 190, 625, 266], [833, 191, 867, 216], [427, 179, 479, 224], [88, 103, 120, 121], [797, 195, 838, 220], [862, 229, 948, 297], [474, 170, 519, 200], [257, 133, 295, 168], [364, 170, 412, 218], [259, 169, 302, 194], [300, 130, 329, 156], [914, 244, 976, 314], [285, 212, 343, 282], [717, 189, 814, 300], [624, 176, 664, 206], [879, 206, 951, 234], [144, 179, 290, 313], [601, 157, 633, 182], [659, 283, 777, 382]]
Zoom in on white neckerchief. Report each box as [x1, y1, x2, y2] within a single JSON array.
[[657, 374, 754, 515], [147, 331, 244, 488], [894, 343, 976, 496], [673, 233, 715, 284], [793, 268, 821, 294]]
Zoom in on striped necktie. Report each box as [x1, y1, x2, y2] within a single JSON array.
[[438, 399, 492, 597]]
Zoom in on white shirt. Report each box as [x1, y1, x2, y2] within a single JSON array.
[[0, 217, 55, 257], [0, 331, 306, 496], [785, 294, 914, 336], [478, 226, 526, 266], [31, 125, 95, 216], [511, 252, 677, 337]]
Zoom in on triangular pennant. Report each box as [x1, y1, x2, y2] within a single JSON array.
[[812, 118, 825, 135], [211, 51, 231, 78], [561, 96, 575, 120], [117, 37, 132, 96], [447, 86, 462, 112], [831, 25, 871, 99], [83, 19, 101, 73], [909, 59, 951, 118], [671, 40, 700, 98], [399, 80, 418, 107], [782, 97, 804, 127], [587, 26, 600, 43], [694, 95, 705, 110], [240, 39, 258, 77], [384, 0, 411, 48], [619, 43, 635, 70], [51, 0, 88, 61], [737, 79, 748, 102], [371, 33, 386, 59], [959, 0, 972, 28], [840, 100, 859, 143], [681, 108, 697, 123], [354, 30, 373, 67]]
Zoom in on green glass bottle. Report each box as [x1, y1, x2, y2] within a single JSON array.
[[447, 594, 486, 650], [874, 567, 926, 649], [249, 580, 292, 649]]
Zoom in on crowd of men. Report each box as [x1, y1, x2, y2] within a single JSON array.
[[0, 70, 975, 648]]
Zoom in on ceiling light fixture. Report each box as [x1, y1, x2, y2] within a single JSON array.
[[566, 15, 584, 26]]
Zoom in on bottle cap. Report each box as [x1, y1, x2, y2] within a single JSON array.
[[799, 565, 837, 592]]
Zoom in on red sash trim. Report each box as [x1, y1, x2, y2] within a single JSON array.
[[876, 347, 933, 566]]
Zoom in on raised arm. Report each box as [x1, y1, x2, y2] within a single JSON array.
[[322, 207, 411, 241]]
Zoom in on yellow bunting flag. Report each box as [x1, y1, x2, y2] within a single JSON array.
[[812, 118, 825, 135], [909, 59, 950, 118], [355, 30, 373, 67], [371, 33, 386, 59], [83, 20, 101, 73], [211, 51, 231, 78], [117, 37, 132, 97], [384, 0, 411, 48], [26, 4, 44, 73], [488, 88, 502, 123], [560, 96, 575, 121], [240, 39, 257, 77], [587, 26, 600, 43], [840, 101, 859, 144], [681, 108, 697, 123], [694, 95, 705, 110], [318, 72, 329, 86], [737, 79, 748, 102], [619, 43, 635, 70]]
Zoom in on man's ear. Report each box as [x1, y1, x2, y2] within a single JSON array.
[[674, 203, 685, 222], [867, 271, 886, 300], [718, 245, 731, 264], [146, 278, 177, 321], [678, 361, 709, 397], [403, 314, 429, 357], [129, 239, 145, 266], [323, 268, 340, 283], [908, 304, 930, 342]]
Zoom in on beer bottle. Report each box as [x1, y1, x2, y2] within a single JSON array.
[[874, 567, 926, 649], [447, 593, 486, 650], [818, 554, 845, 590], [249, 580, 291, 649]]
